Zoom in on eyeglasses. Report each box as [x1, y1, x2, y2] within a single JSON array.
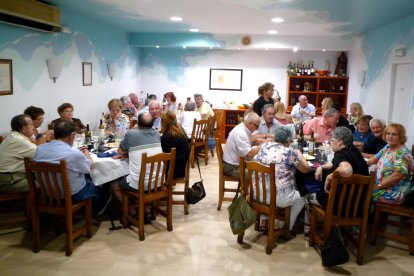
[[385, 132, 398, 136], [251, 122, 260, 129]]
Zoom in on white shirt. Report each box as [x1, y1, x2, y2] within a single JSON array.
[[196, 102, 214, 119], [223, 123, 253, 165], [291, 103, 316, 119], [178, 111, 202, 138], [0, 131, 37, 173]]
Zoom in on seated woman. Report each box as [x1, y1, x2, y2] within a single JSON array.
[[120, 96, 138, 119], [367, 123, 413, 205], [103, 98, 130, 136], [362, 118, 386, 158], [353, 115, 374, 150], [160, 110, 190, 179], [305, 127, 369, 234], [274, 101, 293, 125], [177, 101, 201, 139], [24, 105, 53, 144], [347, 102, 363, 126], [50, 103, 86, 134], [254, 125, 310, 236], [321, 97, 333, 114], [165, 91, 179, 113]]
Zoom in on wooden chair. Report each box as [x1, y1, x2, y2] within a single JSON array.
[[0, 191, 30, 228], [216, 138, 240, 211], [189, 119, 209, 168], [372, 202, 414, 255], [213, 110, 224, 140], [208, 116, 216, 157], [309, 172, 375, 265], [129, 119, 138, 129], [0, 135, 4, 144], [238, 157, 291, 255], [172, 159, 190, 215], [121, 148, 176, 241], [24, 158, 92, 256]]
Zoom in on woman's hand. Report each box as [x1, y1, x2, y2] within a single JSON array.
[[324, 173, 333, 192], [315, 166, 323, 181]]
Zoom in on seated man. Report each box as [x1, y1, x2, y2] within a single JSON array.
[[252, 104, 280, 144], [34, 121, 108, 214], [290, 95, 316, 121], [222, 112, 263, 180], [111, 113, 162, 217], [303, 108, 340, 143], [194, 93, 214, 119], [0, 114, 37, 192], [177, 101, 201, 139], [362, 118, 386, 158], [148, 100, 162, 130]]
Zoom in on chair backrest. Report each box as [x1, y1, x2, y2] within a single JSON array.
[[240, 157, 276, 206], [24, 158, 72, 208], [213, 110, 224, 138], [326, 171, 375, 221], [129, 119, 138, 129], [208, 116, 216, 137], [215, 138, 224, 175], [190, 119, 209, 146], [0, 135, 3, 144], [138, 148, 176, 196]]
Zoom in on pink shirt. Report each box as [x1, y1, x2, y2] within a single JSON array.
[[303, 117, 335, 143]]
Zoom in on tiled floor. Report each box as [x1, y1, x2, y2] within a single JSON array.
[[0, 155, 413, 275]]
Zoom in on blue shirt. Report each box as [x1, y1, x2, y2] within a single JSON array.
[[34, 140, 91, 195], [353, 130, 374, 144]]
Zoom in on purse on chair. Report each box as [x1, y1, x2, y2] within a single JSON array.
[[321, 228, 350, 267], [185, 156, 206, 204], [228, 182, 257, 235]]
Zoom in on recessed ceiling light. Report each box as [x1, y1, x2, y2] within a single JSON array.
[[265, 48, 269, 51], [155, 45, 160, 48], [182, 46, 186, 49], [268, 30, 278, 35], [271, 17, 284, 23], [293, 47, 298, 52], [170, 16, 183, 21], [189, 28, 199, 32], [322, 49, 326, 52]]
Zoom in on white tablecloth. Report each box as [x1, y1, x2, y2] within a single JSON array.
[[90, 152, 129, 186]]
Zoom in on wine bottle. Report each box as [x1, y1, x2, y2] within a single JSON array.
[[308, 131, 316, 156], [297, 124, 305, 152], [98, 119, 105, 138], [85, 124, 92, 144], [310, 62, 315, 76]]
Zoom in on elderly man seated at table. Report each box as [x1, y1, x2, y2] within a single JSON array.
[[254, 125, 310, 237], [362, 118, 387, 158], [178, 101, 201, 139], [222, 112, 263, 180], [194, 93, 214, 119], [120, 95, 138, 119], [149, 100, 162, 130], [0, 115, 37, 192], [290, 95, 316, 121], [111, 112, 162, 218], [34, 121, 109, 214], [129, 92, 142, 110], [253, 104, 280, 144], [303, 108, 340, 143]]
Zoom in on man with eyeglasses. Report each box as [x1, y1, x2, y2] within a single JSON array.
[[253, 104, 281, 144], [222, 112, 263, 179], [290, 95, 316, 121]]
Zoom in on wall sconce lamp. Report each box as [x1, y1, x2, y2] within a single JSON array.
[[46, 58, 63, 83], [358, 70, 366, 87], [107, 63, 116, 81]]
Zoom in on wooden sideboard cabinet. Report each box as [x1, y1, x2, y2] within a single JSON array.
[[214, 109, 246, 144], [287, 76, 348, 115]]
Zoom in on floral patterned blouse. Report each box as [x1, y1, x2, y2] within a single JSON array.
[[253, 142, 300, 204], [103, 113, 130, 134], [372, 144, 414, 204]]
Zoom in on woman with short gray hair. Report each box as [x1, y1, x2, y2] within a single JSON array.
[[253, 125, 310, 237], [177, 101, 201, 138]]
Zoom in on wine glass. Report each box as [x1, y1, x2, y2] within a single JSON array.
[[74, 134, 84, 148], [91, 135, 99, 151]]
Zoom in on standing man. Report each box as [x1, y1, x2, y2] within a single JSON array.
[[253, 104, 280, 144], [148, 100, 162, 130], [303, 108, 340, 143], [194, 93, 214, 119], [290, 95, 316, 120], [222, 112, 263, 179], [34, 121, 108, 213], [0, 114, 37, 192]]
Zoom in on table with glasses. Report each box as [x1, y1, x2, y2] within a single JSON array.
[[90, 148, 130, 186]]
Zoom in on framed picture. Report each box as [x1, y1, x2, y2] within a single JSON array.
[[82, 62, 92, 86], [209, 68, 243, 91], [0, 59, 13, 95]]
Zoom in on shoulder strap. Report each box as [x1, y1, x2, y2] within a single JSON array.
[[196, 155, 202, 180]]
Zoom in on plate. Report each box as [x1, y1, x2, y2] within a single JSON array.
[[304, 154, 316, 160], [106, 142, 119, 148]]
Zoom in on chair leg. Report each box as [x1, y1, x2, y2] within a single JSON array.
[[356, 222, 368, 265], [284, 207, 291, 239], [217, 178, 224, 211], [409, 216, 414, 256], [266, 216, 275, 255], [309, 208, 316, 247], [32, 209, 41, 253], [184, 181, 189, 215], [65, 213, 73, 256], [138, 200, 145, 241], [210, 149, 214, 157], [167, 195, 173, 232], [204, 145, 208, 165], [371, 207, 382, 246], [85, 200, 93, 238], [121, 193, 129, 228]]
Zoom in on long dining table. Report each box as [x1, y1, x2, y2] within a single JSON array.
[[90, 148, 129, 186]]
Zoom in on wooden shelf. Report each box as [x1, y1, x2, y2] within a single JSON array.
[[214, 109, 246, 144]]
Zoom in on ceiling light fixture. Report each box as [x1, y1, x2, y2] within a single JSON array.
[[189, 28, 199, 32], [182, 46, 186, 49], [293, 47, 298, 52], [268, 30, 278, 35], [156, 45, 160, 48], [322, 49, 326, 52], [170, 16, 183, 21], [271, 17, 284, 23]]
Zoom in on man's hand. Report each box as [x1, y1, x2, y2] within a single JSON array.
[[324, 173, 333, 192], [315, 166, 323, 181]]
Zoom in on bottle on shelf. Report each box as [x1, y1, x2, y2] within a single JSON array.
[[308, 131, 316, 156], [84, 124, 92, 145], [310, 62, 315, 76]]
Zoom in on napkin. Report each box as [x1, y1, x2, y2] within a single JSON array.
[[96, 151, 118, 158]]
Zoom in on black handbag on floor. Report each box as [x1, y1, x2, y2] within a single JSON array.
[[185, 157, 206, 204], [321, 228, 350, 267]]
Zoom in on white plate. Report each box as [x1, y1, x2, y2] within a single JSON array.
[[304, 154, 316, 160], [106, 142, 119, 148]]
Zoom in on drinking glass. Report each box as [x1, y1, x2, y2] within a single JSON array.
[[74, 134, 84, 148]]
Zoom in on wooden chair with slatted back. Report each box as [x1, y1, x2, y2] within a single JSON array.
[[24, 158, 92, 256], [121, 148, 176, 241], [309, 171, 375, 265], [208, 116, 216, 157], [189, 119, 209, 168], [213, 110, 224, 139], [172, 158, 190, 215], [238, 157, 291, 255], [0, 135, 3, 144], [129, 119, 138, 129], [215, 138, 240, 211]]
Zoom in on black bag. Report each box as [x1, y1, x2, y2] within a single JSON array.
[[185, 156, 206, 204], [321, 228, 350, 267]]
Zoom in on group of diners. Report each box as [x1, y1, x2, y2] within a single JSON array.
[[0, 91, 215, 220], [222, 84, 413, 238]]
